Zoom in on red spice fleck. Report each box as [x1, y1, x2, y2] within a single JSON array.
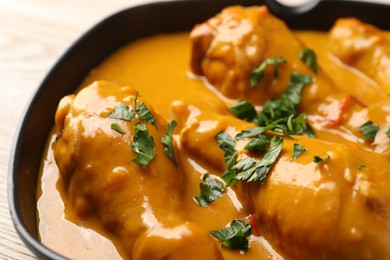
[[326, 95, 366, 126]]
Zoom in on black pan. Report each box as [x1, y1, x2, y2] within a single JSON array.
[[8, 0, 390, 259]]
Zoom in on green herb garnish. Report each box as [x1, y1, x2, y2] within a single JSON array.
[[194, 174, 225, 206], [235, 136, 283, 183], [109, 91, 156, 127], [110, 123, 126, 134], [313, 154, 330, 164], [230, 101, 257, 121], [250, 57, 287, 86], [133, 91, 139, 107], [232, 73, 314, 137], [136, 102, 157, 126], [358, 121, 379, 142], [219, 133, 283, 186], [244, 135, 270, 151], [161, 120, 177, 165], [215, 132, 238, 169], [357, 163, 366, 170], [299, 47, 318, 73], [131, 122, 155, 168], [235, 126, 277, 140], [255, 73, 312, 126], [386, 126, 390, 137], [109, 102, 135, 121], [286, 113, 315, 137], [292, 143, 306, 161], [210, 220, 251, 251]]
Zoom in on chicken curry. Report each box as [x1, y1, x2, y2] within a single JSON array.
[[37, 5, 390, 259]]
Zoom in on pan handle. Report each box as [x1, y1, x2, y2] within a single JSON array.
[[264, 0, 321, 15]]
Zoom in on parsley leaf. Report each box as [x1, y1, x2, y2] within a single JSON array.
[[231, 73, 314, 137], [244, 135, 270, 151], [386, 126, 390, 137], [194, 174, 225, 206], [286, 113, 313, 136], [235, 125, 286, 140], [357, 163, 366, 170], [235, 136, 283, 183], [255, 73, 312, 127], [292, 143, 306, 161], [136, 102, 156, 126], [109, 102, 135, 121], [302, 121, 316, 138], [358, 121, 379, 142], [210, 220, 251, 251], [109, 92, 156, 127], [215, 132, 238, 169], [161, 120, 177, 165], [313, 154, 330, 164], [230, 101, 257, 121], [250, 57, 287, 86], [110, 123, 126, 134], [133, 91, 139, 108], [221, 169, 238, 187], [218, 133, 283, 186], [131, 122, 155, 168], [299, 47, 318, 73]]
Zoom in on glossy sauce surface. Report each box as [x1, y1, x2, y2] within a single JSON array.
[[37, 27, 389, 259]]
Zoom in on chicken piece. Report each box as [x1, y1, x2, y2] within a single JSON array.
[[172, 96, 390, 259], [190, 6, 390, 155], [54, 81, 222, 259], [190, 5, 337, 106], [329, 18, 390, 93]]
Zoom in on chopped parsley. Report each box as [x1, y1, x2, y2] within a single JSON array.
[[357, 163, 366, 170], [313, 154, 330, 164], [358, 121, 379, 142], [110, 123, 126, 134], [194, 174, 225, 206], [109, 102, 135, 121], [236, 136, 283, 183], [292, 143, 306, 161], [210, 220, 251, 251], [109, 91, 156, 126], [299, 47, 318, 73], [386, 126, 390, 137], [161, 120, 177, 165], [250, 57, 287, 86], [255, 73, 312, 126], [215, 132, 238, 169], [232, 73, 314, 137], [287, 113, 315, 137], [244, 135, 270, 151], [235, 126, 278, 140], [131, 122, 155, 168], [222, 135, 283, 186], [230, 101, 257, 121], [136, 102, 156, 126]]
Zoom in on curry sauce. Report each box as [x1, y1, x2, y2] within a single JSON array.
[[37, 6, 390, 259]]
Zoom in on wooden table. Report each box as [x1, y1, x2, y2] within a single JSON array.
[[1, 0, 389, 258]]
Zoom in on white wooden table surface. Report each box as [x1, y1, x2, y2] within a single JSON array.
[[0, 0, 389, 259]]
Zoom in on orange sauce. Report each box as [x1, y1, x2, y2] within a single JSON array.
[[37, 30, 390, 259]]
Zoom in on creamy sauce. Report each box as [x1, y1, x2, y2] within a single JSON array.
[[37, 29, 389, 259]]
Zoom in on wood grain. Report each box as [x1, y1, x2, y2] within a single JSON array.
[[0, 1, 154, 258], [0, 0, 389, 259]]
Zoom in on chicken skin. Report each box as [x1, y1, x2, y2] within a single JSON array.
[[172, 96, 390, 259], [329, 18, 390, 93], [54, 81, 222, 259], [190, 5, 390, 155]]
